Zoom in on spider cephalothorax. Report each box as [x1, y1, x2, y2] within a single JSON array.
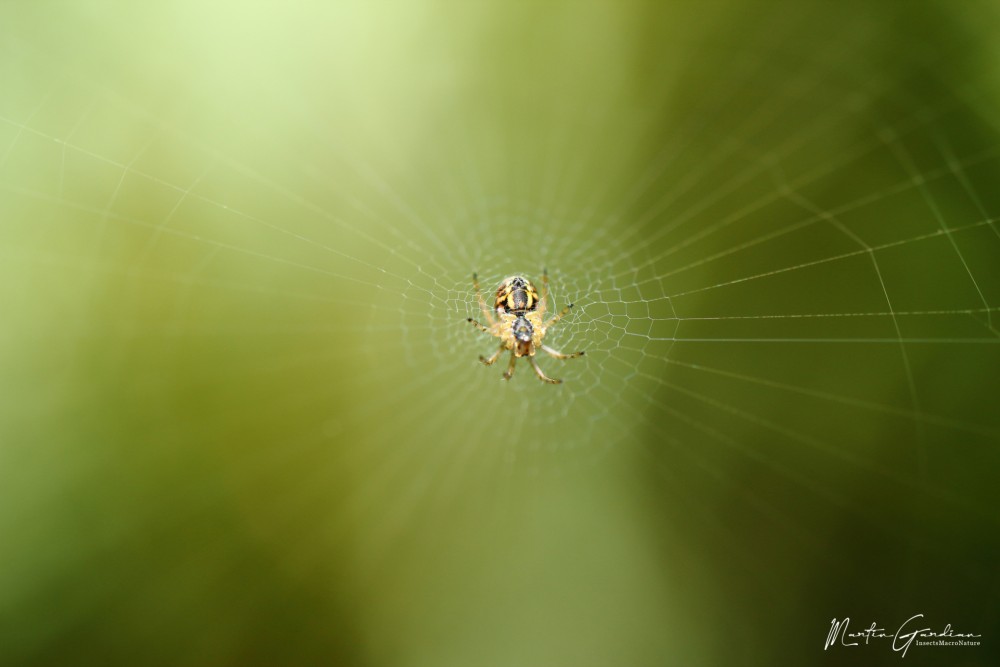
[[511, 315, 534, 356], [468, 271, 584, 384]]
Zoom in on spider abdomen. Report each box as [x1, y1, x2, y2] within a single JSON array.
[[495, 276, 539, 314]]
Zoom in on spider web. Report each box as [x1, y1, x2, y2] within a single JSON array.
[[2, 1, 1000, 663], [2, 3, 998, 476]]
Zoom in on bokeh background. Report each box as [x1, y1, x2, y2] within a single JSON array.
[[1, 1, 999, 665]]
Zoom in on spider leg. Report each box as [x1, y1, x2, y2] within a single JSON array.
[[540, 344, 585, 360], [544, 302, 574, 329], [473, 272, 496, 324], [467, 317, 491, 334], [502, 351, 517, 380], [528, 355, 562, 384], [480, 344, 504, 366], [539, 267, 549, 319]]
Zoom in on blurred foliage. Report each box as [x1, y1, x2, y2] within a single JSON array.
[[1, 1, 999, 666]]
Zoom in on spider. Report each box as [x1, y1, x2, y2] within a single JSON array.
[[467, 270, 584, 384]]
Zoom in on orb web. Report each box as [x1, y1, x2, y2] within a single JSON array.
[[1, 3, 998, 484]]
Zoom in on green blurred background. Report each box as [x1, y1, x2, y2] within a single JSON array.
[[1, 1, 999, 665]]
